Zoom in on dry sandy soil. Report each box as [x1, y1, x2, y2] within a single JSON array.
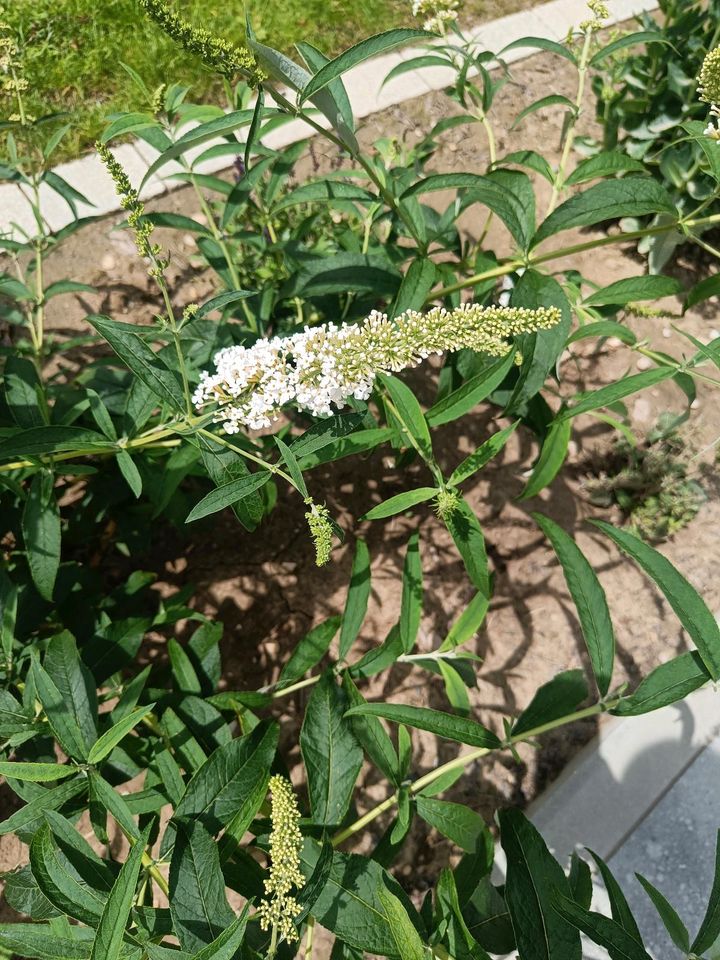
[[2, 27, 720, 913]]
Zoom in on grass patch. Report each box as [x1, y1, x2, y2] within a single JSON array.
[[5, 0, 533, 161]]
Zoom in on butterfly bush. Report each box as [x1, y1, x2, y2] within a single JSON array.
[[700, 47, 720, 143], [193, 302, 561, 433]]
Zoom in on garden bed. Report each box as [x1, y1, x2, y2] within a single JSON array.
[[3, 33, 718, 909]]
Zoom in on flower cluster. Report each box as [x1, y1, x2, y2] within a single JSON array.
[[258, 776, 304, 947], [580, 0, 609, 33], [411, 0, 460, 34], [0, 23, 32, 123], [96, 143, 168, 277], [193, 302, 561, 433], [699, 48, 720, 144], [139, 0, 262, 84], [304, 500, 334, 566]]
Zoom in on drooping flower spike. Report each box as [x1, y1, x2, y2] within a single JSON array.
[[699, 48, 720, 144], [194, 302, 562, 433]]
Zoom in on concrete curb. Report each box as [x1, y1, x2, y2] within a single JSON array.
[[1, 0, 659, 238]]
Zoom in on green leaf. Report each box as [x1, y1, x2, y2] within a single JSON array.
[[592, 520, 720, 680], [4, 356, 47, 428], [289, 413, 365, 462], [379, 373, 432, 462], [391, 259, 437, 318], [87, 704, 154, 765], [506, 271, 572, 415], [499, 809, 581, 960], [90, 828, 149, 960], [568, 853, 592, 910], [552, 893, 651, 960], [0, 778, 86, 838], [587, 850, 642, 945], [399, 532, 423, 653], [439, 591, 489, 652], [44, 632, 98, 757], [0, 923, 91, 959], [338, 540, 371, 661], [590, 30, 670, 66], [450, 422, 519, 487], [426, 351, 515, 427], [32, 659, 89, 761], [22, 473, 61, 602], [303, 848, 425, 957], [173, 721, 278, 838], [404, 172, 530, 250], [169, 819, 234, 952], [345, 702, 500, 749], [533, 515, 615, 696], [443, 497, 490, 597], [168, 638, 201, 694], [559, 368, 675, 421], [301, 670, 363, 825], [518, 420, 572, 501], [692, 830, 720, 953], [88, 771, 141, 841], [283, 252, 400, 299], [343, 674, 399, 784], [190, 908, 249, 960], [567, 321, 637, 347], [583, 275, 683, 307], [116, 451, 142, 498], [195, 289, 254, 319], [533, 178, 675, 246], [195, 433, 265, 532], [612, 651, 710, 716], [415, 797, 488, 852], [565, 152, 646, 185], [635, 875, 688, 953], [139, 109, 256, 186], [377, 883, 427, 960], [0, 761, 77, 782], [88, 316, 186, 411], [686, 274, 720, 310], [272, 178, 377, 210], [30, 822, 106, 924], [498, 35, 577, 63], [512, 94, 578, 131], [185, 470, 272, 522], [0, 426, 113, 461], [274, 435, 309, 498], [301, 29, 428, 100], [511, 670, 588, 737], [280, 617, 341, 685], [363, 488, 438, 521]]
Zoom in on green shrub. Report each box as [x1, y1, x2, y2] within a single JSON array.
[[1, 1, 720, 957]]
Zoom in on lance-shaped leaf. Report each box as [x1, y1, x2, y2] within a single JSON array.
[[30, 822, 107, 924], [338, 540, 371, 661], [173, 721, 278, 837], [692, 830, 720, 953], [23, 473, 61, 603], [0, 761, 78, 783], [90, 828, 150, 960], [552, 893, 651, 960], [613, 651, 711, 717], [87, 704, 155, 765], [450, 422, 519, 487], [31, 659, 89, 761], [345, 703, 501, 749], [0, 923, 93, 959], [363, 488, 438, 521], [378, 373, 433, 462], [280, 617, 341, 686], [499, 809, 581, 960], [343, 674, 399, 784], [185, 469, 272, 523], [592, 520, 720, 680], [635, 875, 689, 954], [44, 632, 98, 755], [415, 797, 489, 853], [444, 498, 490, 597], [0, 778, 86, 839], [169, 819, 235, 952], [511, 670, 588, 737], [533, 515, 615, 696], [301, 671, 363, 825], [399, 532, 423, 653]]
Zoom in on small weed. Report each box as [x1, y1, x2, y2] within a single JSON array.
[[583, 420, 706, 541]]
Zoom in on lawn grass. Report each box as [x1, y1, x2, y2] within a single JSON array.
[[6, 0, 534, 161]]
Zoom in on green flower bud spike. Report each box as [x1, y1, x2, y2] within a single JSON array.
[[258, 776, 304, 957], [305, 500, 334, 567], [139, 0, 263, 84]]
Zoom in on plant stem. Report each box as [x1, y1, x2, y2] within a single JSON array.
[[332, 697, 621, 846], [546, 27, 593, 216]]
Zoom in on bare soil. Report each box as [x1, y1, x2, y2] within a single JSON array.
[[3, 32, 720, 912]]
